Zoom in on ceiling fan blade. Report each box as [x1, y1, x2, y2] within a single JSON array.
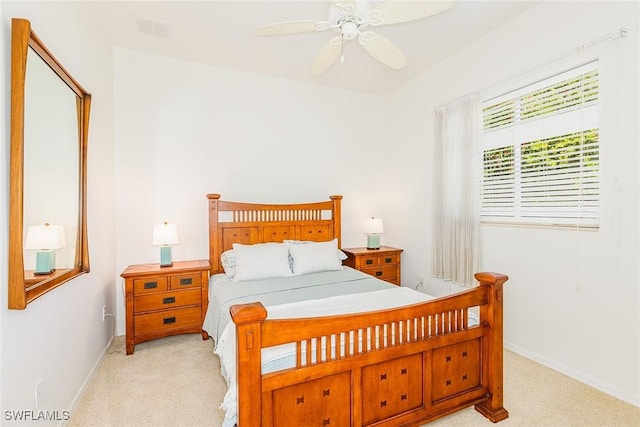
[[252, 20, 325, 36], [369, 0, 455, 26], [312, 37, 342, 76], [358, 31, 407, 69]]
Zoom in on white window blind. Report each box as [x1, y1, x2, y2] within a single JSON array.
[[481, 61, 599, 227]]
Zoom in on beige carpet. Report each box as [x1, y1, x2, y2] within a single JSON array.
[[69, 334, 639, 427]]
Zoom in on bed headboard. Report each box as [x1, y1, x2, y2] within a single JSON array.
[[207, 194, 343, 274]]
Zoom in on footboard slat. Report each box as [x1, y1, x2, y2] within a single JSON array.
[[345, 330, 351, 358], [316, 336, 322, 364], [305, 338, 311, 366], [325, 335, 331, 362]]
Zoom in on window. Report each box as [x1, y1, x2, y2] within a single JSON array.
[[481, 61, 599, 228]]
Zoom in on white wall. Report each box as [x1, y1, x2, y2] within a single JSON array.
[[0, 2, 116, 423], [113, 49, 392, 334], [384, 1, 639, 406]]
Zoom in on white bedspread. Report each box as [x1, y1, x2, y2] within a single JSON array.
[[215, 286, 437, 427]]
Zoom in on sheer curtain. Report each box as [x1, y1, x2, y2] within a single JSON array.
[[431, 94, 482, 287]]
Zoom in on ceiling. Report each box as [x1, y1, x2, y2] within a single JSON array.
[[88, 0, 539, 95]]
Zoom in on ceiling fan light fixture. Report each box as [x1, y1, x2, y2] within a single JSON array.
[[341, 20, 359, 40]]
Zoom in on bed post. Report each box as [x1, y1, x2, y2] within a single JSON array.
[[231, 302, 268, 427], [207, 194, 221, 274], [330, 195, 342, 247], [474, 272, 509, 422]]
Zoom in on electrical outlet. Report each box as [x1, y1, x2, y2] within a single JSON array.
[[34, 379, 42, 409], [102, 305, 107, 321]]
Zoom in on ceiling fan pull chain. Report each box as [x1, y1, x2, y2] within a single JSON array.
[[341, 34, 345, 62]]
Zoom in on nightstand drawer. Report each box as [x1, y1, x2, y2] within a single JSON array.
[[134, 289, 201, 313], [361, 253, 399, 267], [134, 306, 202, 335], [170, 273, 202, 290], [378, 253, 399, 265], [133, 277, 168, 294], [361, 266, 397, 282]]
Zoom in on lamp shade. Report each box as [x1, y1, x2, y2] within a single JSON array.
[[363, 217, 384, 234], [24, 224, 66, 250], [152, 222, 179, 246]]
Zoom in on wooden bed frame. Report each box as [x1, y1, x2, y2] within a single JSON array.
[[207, 194, 509, 427]]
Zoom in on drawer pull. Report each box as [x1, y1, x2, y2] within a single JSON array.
[[384, 257, 392, 263], [163, 296, 176, 304], [144, 281, 157, 289], [163, 317, 176, 325], [366, 259, 373, 265], [180, 278, 193, 286], [375, 271, 383, 277]]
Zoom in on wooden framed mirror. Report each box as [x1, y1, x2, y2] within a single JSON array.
[[8, 18, 91, 309]]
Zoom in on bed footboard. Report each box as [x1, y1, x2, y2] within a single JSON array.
[[231, 272, 509, 426]]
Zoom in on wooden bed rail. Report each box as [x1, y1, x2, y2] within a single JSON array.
[[230, 272, 509, 427]]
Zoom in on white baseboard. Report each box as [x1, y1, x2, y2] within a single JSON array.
[[505, 340, 639, 407], [58, 335, 116, 426]]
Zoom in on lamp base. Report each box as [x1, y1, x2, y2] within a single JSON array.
[[34, 250, 55, 275], [159, 246, 173, 267], [33, 270, 56, 276], [366, 234, 381, 250]]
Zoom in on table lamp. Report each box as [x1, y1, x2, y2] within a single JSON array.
[[152, 222, 178, 267], [363, 217, 384, 250], [24, 223, 66, 275]]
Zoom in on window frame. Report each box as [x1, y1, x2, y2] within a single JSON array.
[[480, 61, 600, 229]]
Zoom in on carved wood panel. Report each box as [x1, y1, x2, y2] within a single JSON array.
[[431, 338, 481, 402], [221, 227, 259, 251], [263, 225, 296, 242], [298, 225, 331, 241], [272, 372, 350, 426], [361, 353, 424, 425]]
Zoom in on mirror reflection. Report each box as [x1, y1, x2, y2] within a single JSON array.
[[23, 47, 79, 283]]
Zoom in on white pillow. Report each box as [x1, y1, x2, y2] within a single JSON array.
[[288, 238, 343, 276], [232, 243, 293, 282], [222, 242, 346, 278], [220, 249, 236, 278], [284, 239, 348, 261]]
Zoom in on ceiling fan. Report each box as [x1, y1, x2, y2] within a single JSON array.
[[252, 0, 455, 76]]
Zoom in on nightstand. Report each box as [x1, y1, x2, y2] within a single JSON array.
[[341, 246, 403, 286], [121, 259, 210, 355]]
